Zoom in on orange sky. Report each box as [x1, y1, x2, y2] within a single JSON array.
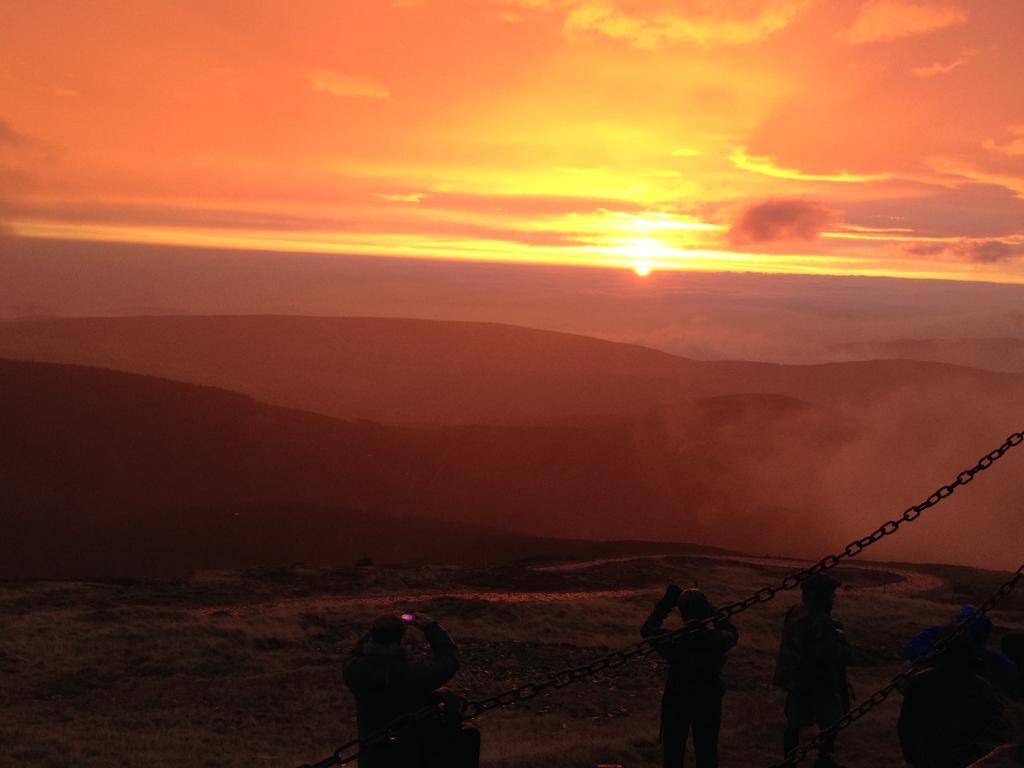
[[2, 1, 1024, 281]]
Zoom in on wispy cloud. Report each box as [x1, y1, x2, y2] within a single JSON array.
[[912, 49, 976, 77], [500, 0, 808, 49], [983, 126, 1024, 158], [844, 1, 967, 44], [308, 69, 390, 99], [731, 149, 886, 183], [371, 192, 426, 203]]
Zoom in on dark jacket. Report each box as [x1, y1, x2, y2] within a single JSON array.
[[641, 600, 739, 700], [773, 604, 851, 696], [898, 662, 1004, 767], [343, 622, 460, 768]]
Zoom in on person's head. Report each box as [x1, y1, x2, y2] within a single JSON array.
[[370, 615, 406, 646], [678, 588, 713, 622], [801, 573, 840, 613]]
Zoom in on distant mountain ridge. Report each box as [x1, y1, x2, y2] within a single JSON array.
[[2, 317, 1022, 576], [0, 358, 866, 576], [0, 316, 1018, 426], [829, 337, 1024, 374]]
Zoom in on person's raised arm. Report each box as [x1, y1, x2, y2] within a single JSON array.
[[713, 610, 739, 652], [411, 613, 460, 689], [642, 584, 681, 637], [642, 584, 684, 662], [342, 634, 372, 695]]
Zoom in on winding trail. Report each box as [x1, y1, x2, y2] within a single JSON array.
[[192, 552, 943, 618], [539, 552, 944, 596]]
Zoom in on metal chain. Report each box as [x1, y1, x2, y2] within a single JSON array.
[[296, 429, 1023, 767], [468, 429, 1023, 716], [773, 562, 1024, 767], [297, 701, 448, 767]]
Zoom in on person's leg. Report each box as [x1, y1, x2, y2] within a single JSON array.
[[783, 692, 802, 764], [813, 692, 842, 767], [456, 727, 481, 768], [663, 704, 689, 768], [691, 693, 723, 768], [814, 728, 837, 766], [783, 726, 801, 764]]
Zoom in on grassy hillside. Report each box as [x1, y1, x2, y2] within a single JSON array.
[[1, 554, 1020, 767], [3, 356, 1022, 575], [0, 359, 858, 576]]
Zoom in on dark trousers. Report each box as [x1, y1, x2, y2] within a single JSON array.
[[783, 726, 836, 765], [783, 690, 843, 764], [662, 693, 723, 768], [424, 726, 480, 768]]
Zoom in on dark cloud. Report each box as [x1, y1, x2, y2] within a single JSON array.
[[0, 120, 25, 147], [903, 242, 946, 257], [729, 199, 838, 245], [903, 238, 1024, 263], [953, 239, 1024, 263]]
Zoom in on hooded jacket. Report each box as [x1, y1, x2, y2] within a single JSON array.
[[641, 596, 739, 700], [343, 622, 460, 768]]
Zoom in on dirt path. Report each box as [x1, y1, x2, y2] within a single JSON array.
[[191, 553, 943, 618], [538, 552, 944, 596]]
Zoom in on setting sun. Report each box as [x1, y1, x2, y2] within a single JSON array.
[[2, 1, 1023, 282], [3, 5, 1024, 767]]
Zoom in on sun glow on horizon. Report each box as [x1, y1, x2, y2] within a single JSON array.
[[3, 1, 1024, 282]]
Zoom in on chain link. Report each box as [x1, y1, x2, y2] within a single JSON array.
[[774, 563, 1024, 767], [297, 429, 1023, 768]]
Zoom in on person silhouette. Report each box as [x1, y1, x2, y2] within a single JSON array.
[[343, 612, 479, 768], [641, 584, 739, 767], [898, 629, 1005, 768], [774, 573, 851, 768]]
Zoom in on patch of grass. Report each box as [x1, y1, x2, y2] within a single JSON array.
[[1, 556, 1021, 767]]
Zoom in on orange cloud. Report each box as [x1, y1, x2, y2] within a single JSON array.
[[845, 1, 967, 44], [729, 199, 839, 245], [912, 49, 976, 77], [984, 126, 1024, 158], [731, 149, 886, 183], [0, 119, 28, 147], [372, 192, 427, 203], [3, 1, 1024, 283], [505, 0, 807, 49], [308, 69, 390, 99]]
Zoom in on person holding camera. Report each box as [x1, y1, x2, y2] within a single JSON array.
[[641, 584, 739, 768], [343, 612, 479, 768]]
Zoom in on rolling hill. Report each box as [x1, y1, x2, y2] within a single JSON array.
[[0, 316, 1019, 426], [3, 315, 1022, 576], [830, 337, 1024, 374], [0, 358, 874, 577]]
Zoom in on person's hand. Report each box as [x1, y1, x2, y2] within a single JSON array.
[[411, 613, 436, 630]]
